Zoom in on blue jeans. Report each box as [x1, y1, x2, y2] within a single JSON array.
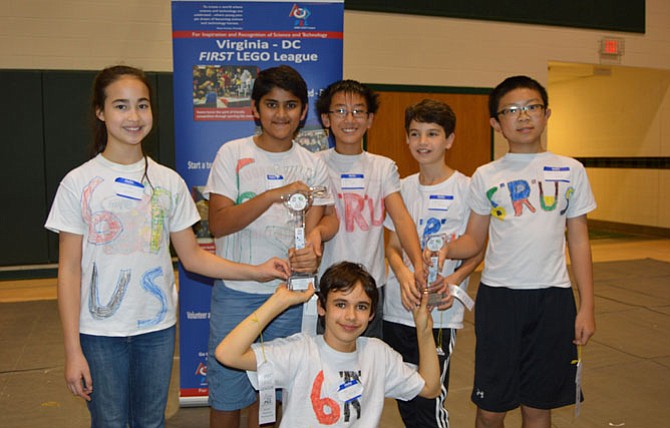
[[80, 325, 176, 428], [208, 281, 302, 411]]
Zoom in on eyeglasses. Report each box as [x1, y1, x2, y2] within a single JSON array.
[[327, 108, 369, 119], [497, 104, 545, 119]]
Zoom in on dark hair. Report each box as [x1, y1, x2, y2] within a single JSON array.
[[318, 261, 378, 315], [91, 65, 154, 190], [315, 79, 380, 120], [251, 65, 308, 111], [91, 65, 153, 156], [405, 99, 456, 135], [488, 75, 549, 119]]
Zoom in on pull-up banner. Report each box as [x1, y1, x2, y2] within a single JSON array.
[[171, 0, 343, 405]]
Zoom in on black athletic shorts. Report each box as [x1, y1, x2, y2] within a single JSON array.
[[471, 283, 582, 412]]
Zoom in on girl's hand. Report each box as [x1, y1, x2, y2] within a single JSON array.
[[255, 257, 290, 282], [64, 351, 93, 401]]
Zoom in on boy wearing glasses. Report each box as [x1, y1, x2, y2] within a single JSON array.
[[432, 76, 596, 428], [315, 80, 425, 338]]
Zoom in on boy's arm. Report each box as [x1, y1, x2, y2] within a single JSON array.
[[412, 293, 441, 399], [290, 204, 339, 273], [386, 230, 421, 309], [170, 227, 290, 282], [215, 285, 315, 371], [386, 192, 425, 289], [566, 214, 596, 345], [443, 246, 485, 287], [425, 210, 489, 273], [208, 181, 311, 238]]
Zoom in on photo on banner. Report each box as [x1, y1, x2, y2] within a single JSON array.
[[171, 0, 344, 405]]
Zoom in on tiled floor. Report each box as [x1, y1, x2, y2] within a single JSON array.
[[0, 237, 668, 427]]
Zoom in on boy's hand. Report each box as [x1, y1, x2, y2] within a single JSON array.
[[412, 259, 427, 291], [424, 276, 454, 311], [254, 257, 290, 282], [274, 282, 316, 307], [574, 308, 596, 345], [272, 180, 311, 204], [306, 228, 324, 259], [397, 265, 421, 310], [422, 246, 448, 278], [288, 242, 318, 273], [411, 290, 434, 334]]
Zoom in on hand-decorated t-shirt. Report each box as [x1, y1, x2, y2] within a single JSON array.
[[204, 136, 333, 294], [468, 151, 596, 289], [45, 155, 200, 336], [249, 334, 424, 427], [318, 149, 401, 287], [384, 171, 471, 328]]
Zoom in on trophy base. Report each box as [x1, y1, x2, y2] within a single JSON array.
[[288, 273, 317, 291], [426, 292, 447, 307]]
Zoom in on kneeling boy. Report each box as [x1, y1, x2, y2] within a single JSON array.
[[215, 261, 440, 427]]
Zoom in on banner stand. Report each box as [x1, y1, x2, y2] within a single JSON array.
[[171, 0, 344, 406]]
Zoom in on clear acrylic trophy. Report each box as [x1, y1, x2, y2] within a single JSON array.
[[424, 233, 449, 307], [282, 186, 327, 291]]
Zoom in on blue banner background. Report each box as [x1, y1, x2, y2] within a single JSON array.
[[171, 0, 343, 403]]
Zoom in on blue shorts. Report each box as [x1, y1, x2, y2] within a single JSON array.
[[207, 280, 302, 411], [471, 283, 580, 412]]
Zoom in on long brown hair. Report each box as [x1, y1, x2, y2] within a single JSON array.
[[91, 65, 154, 156], [91, 65, 154, 189]]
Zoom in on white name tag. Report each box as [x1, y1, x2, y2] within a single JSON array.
[[266, 174, 284, 190], [449, 284, 475, 311], [257, 360, 276, 424], [428, 194, 453, 211], [543, 166, 570, 182], [114, 177, 144, 201], [337, 379, 363, 403], [340, 173, 365, 190]]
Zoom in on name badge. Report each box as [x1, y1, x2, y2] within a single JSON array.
[[114, 177, 144, 201], [337, 379, 363, 403], [340, 173, 365, 190], [428, 194, 453, 211], [543, 166, 570, 182], [257, 360, 276, 424], [266, 174, 284, 190]]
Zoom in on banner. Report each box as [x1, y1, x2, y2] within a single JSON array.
[[171, 0, 343, 405]]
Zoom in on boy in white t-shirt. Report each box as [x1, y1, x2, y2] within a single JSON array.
[[384, 99, 484, 428], [215, 261, 441, 427], [315, 80, 425, 338], [435, 76, 596, 428], [204, 65, 338, 427]]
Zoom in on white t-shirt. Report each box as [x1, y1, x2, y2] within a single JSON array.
[[384, 171, 472, 328], [317, 149, 401, 287], [249, 334, 425, 427], [204, 136, 333, 294], [45, 155, 200, 336], [468, 151, 597, 289]]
